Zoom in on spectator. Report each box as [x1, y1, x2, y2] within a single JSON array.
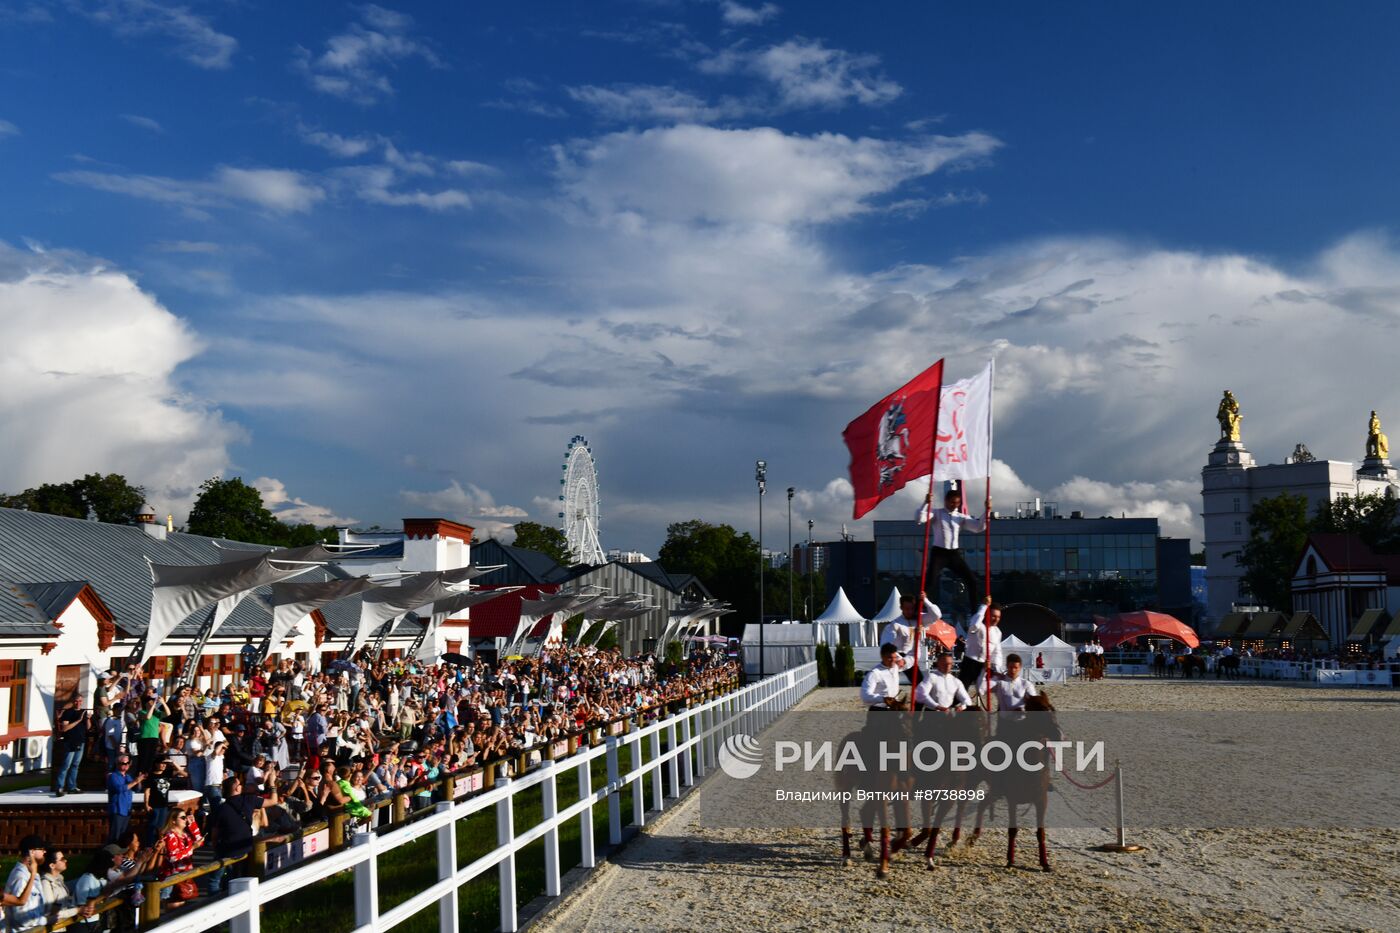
[[135, 693, 170, 775], [102, 702, 126, 770], [105, 755, 146, 843], [143, 757, 180, 846], [38, 849, 91, 927], [207, 774, 274, 894], [155, 810, 204, 908], [70, 848, 112, 931], [54, 695, 89, 797], [3, 835, 47, 932]]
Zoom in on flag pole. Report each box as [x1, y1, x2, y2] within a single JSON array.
[[911, 390, 942, 712], [983, 357, 995, 710]]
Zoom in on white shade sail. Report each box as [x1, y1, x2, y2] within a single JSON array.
[[268, 577, 381, 646]]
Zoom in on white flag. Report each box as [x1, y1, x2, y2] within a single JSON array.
[[932, 359, 993, 481]]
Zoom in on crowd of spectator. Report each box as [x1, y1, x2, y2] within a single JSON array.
[[5, 643, 739, 930]]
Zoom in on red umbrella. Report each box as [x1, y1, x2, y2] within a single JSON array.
[[1095, 611, 1200, 650], [925, 620, 958, 650]]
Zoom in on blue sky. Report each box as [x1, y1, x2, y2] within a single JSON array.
[[3, 1, 1400, 551]]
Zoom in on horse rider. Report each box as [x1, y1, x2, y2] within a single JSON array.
[[990, 653, 1039, 712], [861, 644, 906, 711], [913, 651, 971, 712]]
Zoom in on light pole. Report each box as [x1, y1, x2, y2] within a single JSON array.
[[756, 459, 767, 677], [787, 487, 794, 626], [807, 519, 814, 621]]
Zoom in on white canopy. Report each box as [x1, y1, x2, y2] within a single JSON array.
[[815, 587, 866, 624], [871, 588, 904, 623], [1001, 634, 1031, 652], [1031, 634, 1077, 672]]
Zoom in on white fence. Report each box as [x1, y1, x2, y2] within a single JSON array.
[[156, 662, 819, 933], [1102, 651, 1400, 686]]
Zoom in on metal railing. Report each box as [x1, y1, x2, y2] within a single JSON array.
[[144, 662, 819, 933]]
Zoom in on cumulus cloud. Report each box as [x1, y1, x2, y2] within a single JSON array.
[[294, 4, 440, 105], [399, 480, 529, 539], [720, 1, 780, 26], [54, 166, 324, 216], [253, 476, 357, 526], [700, 38, 901, 110], [555, 125, 1001, 226], [82, 0, 236, 69], [0, 242, 238, 518]]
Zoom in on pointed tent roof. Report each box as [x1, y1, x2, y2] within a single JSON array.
[[1035, 635, 1075, 649], [872, 588, 904, 623], [1001, 634, 1032, 651], [814, 587, 867, 624]]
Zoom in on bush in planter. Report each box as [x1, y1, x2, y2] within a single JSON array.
[[834, 644, 856, 687], [816, 642, 834, 686]]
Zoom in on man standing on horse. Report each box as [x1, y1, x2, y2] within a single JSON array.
[[880, 595, 940, 687], [916, 488, 988, 612], [961, 595, 1004, 693]]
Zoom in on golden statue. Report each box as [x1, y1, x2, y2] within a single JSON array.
[[1217, 390, 1241, 442], [1367, 410, 1389, 460]]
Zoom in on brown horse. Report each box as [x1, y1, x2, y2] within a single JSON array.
[[837, 718, 916, 879], [966, 692, 1059, 871], [907, 708, 987, 869]]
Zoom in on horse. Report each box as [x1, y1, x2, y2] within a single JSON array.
[[966, 693, 1060, 871], [1177, 655, 1207, 679], [837, 717, 916, 879], [907, 708, 987, 869], [1216, 654, 1241, 679]]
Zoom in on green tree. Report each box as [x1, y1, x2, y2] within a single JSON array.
[[1312, 493, 1400, 553], [2, 473, 146, 524], [1234, 493, 1311, 612], [658, 520, 762, 623], [75, 473, 147, 524], [511, 521, 573, 565], [187, 476, 280, 542]]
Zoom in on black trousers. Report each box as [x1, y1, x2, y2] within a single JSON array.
[[959, 658, 985, 692], [925, 546, 980, 602]]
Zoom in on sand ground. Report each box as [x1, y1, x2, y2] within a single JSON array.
[[535, 679, 1400, 933]]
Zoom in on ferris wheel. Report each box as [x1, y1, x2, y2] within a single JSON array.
[[559, 436, 605, 565]]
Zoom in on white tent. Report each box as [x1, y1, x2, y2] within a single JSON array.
[[1001, 634, 1031, 654], [1026, 635, 1076, 683], [814, 587, 876, 647], [741, 623, 815, 675], [872, 588, 904, 624]]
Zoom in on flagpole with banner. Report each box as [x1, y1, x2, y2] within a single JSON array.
[[842, 359, 945, 710], [984, 357, 995, 709]]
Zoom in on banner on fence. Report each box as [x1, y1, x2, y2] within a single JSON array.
[[264, 828, 330, 873]]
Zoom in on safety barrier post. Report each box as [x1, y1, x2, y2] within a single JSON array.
[[579, 754, 596, 868], [667, 718, 680, 798], [540, 760, 561, 896], [680, 712, 695, 787], [497, 777, 518, 932], [435, 801, 459, 933], [229, 877, 260, 933], [606, 737, 621, 845], [630, 728, 645, 827], [649, 728, 664, 812], [351, 833, 377, 928]]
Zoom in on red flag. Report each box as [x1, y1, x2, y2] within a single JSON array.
[[843, 359, 944, 519]]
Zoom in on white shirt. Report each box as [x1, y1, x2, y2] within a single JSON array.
[[879, 620, 918, 656], [914, 671, 970, 710], [992, 674, 1038, 711], [915, 505, 986, 550], [860, 664, 903, 707], [963, 605, 1004, 672], [1220, 645, 1234, 657]]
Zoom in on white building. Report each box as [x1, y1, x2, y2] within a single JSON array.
[[1201, 398, 1398, 624]]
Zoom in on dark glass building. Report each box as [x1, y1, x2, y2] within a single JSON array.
[[874, 514, 1187, 630]]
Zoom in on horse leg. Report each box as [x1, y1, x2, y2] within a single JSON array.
[[1006, 825, 1018, 869], [949, 798, 966, 847], [840, 799, 852, 866], [909, 798, 933, 848], [877, 825, 891, 880], [860, 801, 876, 861], [890, 797, 912, 855]]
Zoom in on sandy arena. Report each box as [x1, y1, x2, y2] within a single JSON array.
[[536, 678, 1400, 933]]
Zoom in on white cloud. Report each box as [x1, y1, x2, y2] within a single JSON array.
[[567, 84, 737, 124], [252, 476, 356, 526], [1045, 477, 1199, 541], [0, 120, 19, 138], [333, 165, 470, 212], [0, 242, 239, 518], [294, 4, 440, 105], [119, 113, 163, 133], [82, 0, 236, 69], [399, 480, 529, 537], [298, 124, 377, 158], [701, 38, 901, 110], [153, 240, 220, 254], [720, 1, 780, 26], [54, 165, 324, 215], [555, 124, 1001, 226]]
